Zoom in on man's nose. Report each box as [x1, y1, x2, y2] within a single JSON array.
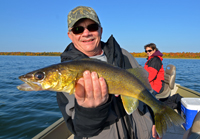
[[82, 28, 90, 36]]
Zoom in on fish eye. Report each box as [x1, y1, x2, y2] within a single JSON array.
[[34, 72, 45, 80]]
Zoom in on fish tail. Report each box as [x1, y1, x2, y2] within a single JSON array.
[[154, 105, 184, 137]]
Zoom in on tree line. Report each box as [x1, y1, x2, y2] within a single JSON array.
[[0, 52, 200, 58], [0, 52, 61, 56], [131, 52, 200, 59]]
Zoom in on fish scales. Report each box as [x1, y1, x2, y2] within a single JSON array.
[[70, 60, 147, 97], [59, 60, 159, 110]]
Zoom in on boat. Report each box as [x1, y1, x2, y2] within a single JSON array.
[[32, 65, 200, 139]]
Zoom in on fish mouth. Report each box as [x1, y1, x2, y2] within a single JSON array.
[[17, 75, 42, 91]]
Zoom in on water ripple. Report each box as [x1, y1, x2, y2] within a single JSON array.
[[0, 56, 200, 139]]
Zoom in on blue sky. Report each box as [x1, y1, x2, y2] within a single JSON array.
[[0, 0, 200, 53]]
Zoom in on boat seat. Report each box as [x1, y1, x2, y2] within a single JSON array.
[[155, 64, 176, 99]]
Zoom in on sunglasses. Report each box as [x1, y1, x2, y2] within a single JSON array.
[[70, 23, 99, 34], [145, 50, 153, 53]]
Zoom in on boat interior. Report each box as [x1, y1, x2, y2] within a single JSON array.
[[32, 64, 200, 139]]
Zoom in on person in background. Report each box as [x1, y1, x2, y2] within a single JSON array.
[[144, 43, 165, 95], [144, 43, 165, 139], [144, 43, 185, 139], [144, 44, 182, 121], [56, 6, 158, 139]]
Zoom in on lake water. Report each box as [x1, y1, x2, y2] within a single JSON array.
[[0, 56, 200, 139]]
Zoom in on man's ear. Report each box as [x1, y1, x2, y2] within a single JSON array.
[[68, 32, 72, 40], [100, 27, 103, 39]]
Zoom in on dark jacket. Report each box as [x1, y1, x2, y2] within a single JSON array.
[[144, 51, 165, 93], [57, 35, 153, 139]]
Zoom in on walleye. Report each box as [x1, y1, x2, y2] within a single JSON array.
[[17, 59, 184, 137]]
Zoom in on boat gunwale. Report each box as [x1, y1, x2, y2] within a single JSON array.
[[32, 117, 72, 139], [32, 83, 200, 139]]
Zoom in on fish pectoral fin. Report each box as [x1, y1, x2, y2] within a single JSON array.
[[121, 95, 139, 115], [62, 80, 76, 94]]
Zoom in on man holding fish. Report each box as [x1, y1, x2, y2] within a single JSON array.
[[17, 6, 184, 139], [58, 6, 159, 139]]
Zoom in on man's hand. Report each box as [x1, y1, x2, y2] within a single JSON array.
[[75, 70, 109, 108], [152, 125, 162, 139]]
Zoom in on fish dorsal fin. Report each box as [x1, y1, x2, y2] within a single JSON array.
[[121, 95, 139, 115], [127, 68, 152, 91]]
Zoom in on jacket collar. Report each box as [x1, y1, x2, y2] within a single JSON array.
[[147, 50, 163, 60]]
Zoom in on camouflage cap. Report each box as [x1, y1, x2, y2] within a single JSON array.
[[68, 6, 101, 29]]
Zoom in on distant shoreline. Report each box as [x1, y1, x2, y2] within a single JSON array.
[[0, 52, 200, 59], [135, 57, 200, 59]]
